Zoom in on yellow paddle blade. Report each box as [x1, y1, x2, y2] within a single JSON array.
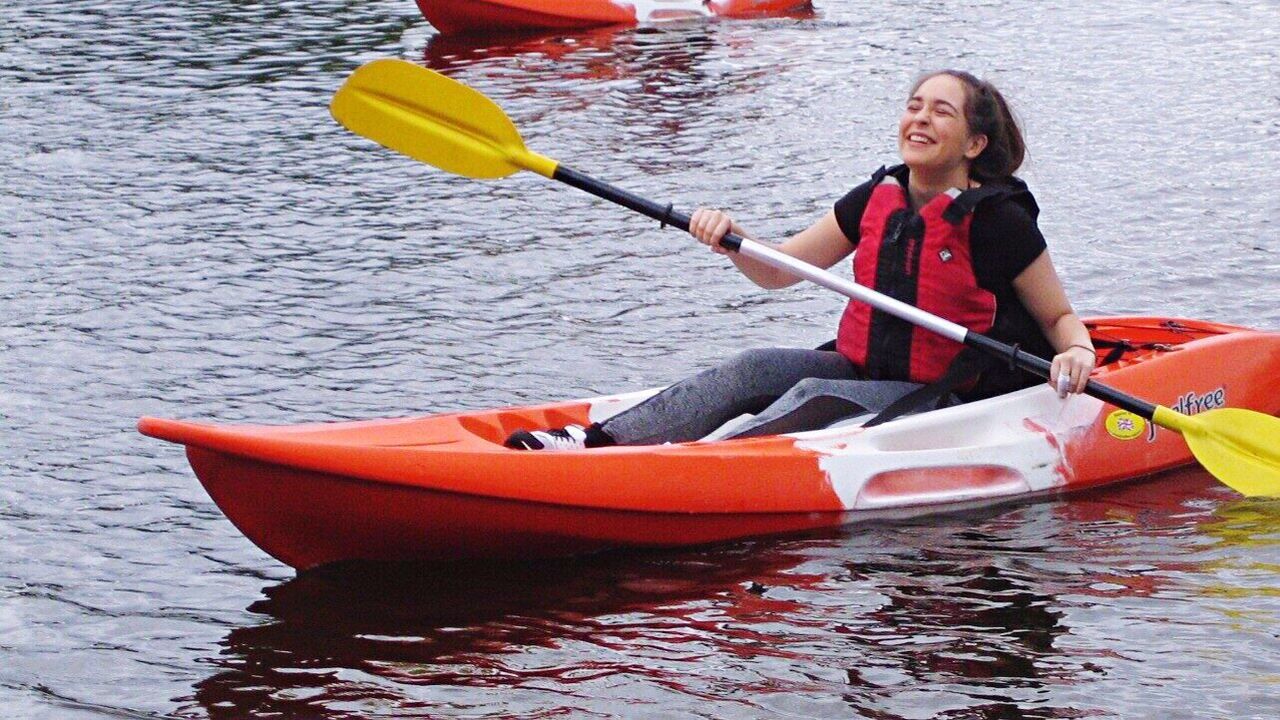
[[330, 58, 558, 179], [1153, 406, 1280, 497]]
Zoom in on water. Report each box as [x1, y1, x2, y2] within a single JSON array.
[[2, 0, 1278, 716]]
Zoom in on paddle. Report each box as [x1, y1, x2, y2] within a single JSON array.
[[329, 58, 1279, 497]]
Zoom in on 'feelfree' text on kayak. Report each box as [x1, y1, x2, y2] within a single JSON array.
[[1172, 387, 1227, 416]]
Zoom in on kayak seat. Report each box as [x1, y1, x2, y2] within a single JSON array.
[[700, 377, 936, 441], [701, 408, 878, 441]]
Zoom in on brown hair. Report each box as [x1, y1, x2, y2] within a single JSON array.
[[911, 70, 1026, 182]]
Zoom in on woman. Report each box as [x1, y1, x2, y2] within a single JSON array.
[[507, 70, 1096, 451]]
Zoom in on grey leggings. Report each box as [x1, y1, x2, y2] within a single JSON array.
[[598, 348, 927, 445]]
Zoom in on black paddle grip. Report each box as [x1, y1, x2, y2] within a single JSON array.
[[965, 333, 1158, 419], [553, 166, 744, 252]]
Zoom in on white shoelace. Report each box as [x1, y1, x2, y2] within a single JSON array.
[[532, 424, 587, 450]]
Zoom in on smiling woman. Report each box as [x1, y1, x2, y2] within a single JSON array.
[[510, 70, 1098, 451]]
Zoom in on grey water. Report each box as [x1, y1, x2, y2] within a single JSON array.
[[2, 0, 1279, 717]]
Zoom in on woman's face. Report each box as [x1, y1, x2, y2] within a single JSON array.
[[898, 74, 987, 174]]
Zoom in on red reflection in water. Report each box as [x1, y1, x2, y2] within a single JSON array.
[[420, 23, 792, 154], [188, 543, 828, 717], [184, 469, 1231, 718]]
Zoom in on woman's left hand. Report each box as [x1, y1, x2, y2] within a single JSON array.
[[1049, 346, 1095, 397]]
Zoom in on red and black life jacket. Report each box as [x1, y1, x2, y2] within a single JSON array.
[[836, 165, 1043, 388]]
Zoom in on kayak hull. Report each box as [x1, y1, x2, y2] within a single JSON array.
[[414, 0, 813, 35], [140, 318, 1280, 569], [188, 446, 859, 568]]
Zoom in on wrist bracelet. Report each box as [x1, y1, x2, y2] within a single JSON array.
[[1068, 344, 1095, 354]]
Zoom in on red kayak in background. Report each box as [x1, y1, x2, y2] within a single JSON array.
[[415, 0, 814, 35]]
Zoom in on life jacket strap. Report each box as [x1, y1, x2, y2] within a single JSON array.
[[941, 184, 1018, 224], [861, 348, 995, 427], [869, 165, 893, 186], [1090, 337, 1179, 366]]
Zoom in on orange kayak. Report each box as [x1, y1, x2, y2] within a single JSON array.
[[138, 317, 1280, 570], [415, 0, 813, 35]]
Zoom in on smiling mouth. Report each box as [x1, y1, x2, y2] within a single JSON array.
[[906, 133, 934, 145]]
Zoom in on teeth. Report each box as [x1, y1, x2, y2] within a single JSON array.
[[909, 134, 932, 143]]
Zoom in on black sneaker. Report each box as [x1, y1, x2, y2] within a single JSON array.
[[504, 424, 589, 451]]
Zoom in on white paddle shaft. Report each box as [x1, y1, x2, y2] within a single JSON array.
[[735, 238, 970, 343]]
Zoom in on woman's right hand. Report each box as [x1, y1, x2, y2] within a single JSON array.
[[688, 208, 738, 255]]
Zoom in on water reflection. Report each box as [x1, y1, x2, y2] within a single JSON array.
[[422, 24, 637, 72], [1202, 498, 1280, 551], [185, 501, 1133, 718], [422, 23, 792, 158], [186, 544, 825, 716], [1195, 496, 1280, 609], [827, 529, 1083, 717]]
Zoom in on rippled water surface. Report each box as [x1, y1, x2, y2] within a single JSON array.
[[3, 0, 1279, 717]]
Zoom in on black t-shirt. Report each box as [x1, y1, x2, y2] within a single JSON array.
[[831, 168, 1055, 399], [833, 175, 1047, 291]]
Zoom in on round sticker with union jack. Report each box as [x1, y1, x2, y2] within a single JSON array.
[[1105, 409, 1147, 440]]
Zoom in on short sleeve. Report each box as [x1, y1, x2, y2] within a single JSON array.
[[833, 179, 875, 247], [970, 200, 1048, 287]]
